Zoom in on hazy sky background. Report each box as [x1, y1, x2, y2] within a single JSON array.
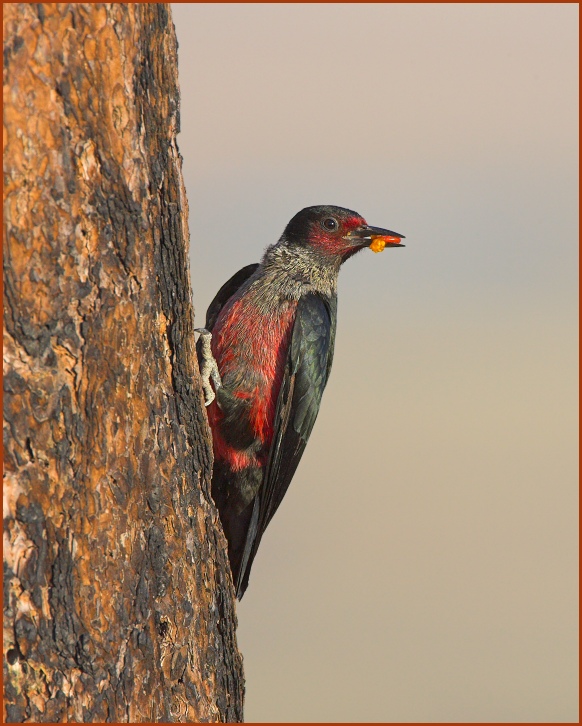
[[171, 4, 578, 721]]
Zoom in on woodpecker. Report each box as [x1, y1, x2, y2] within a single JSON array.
[[197, 205, 404, 598]]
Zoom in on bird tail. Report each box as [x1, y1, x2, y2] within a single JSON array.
[[234, 496, 260, 599], [211, 460, 262, 599]]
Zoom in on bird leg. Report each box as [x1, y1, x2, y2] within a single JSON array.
[[195, 328, 222, 406]]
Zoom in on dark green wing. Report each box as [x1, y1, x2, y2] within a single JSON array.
[[197, 263, 259, 371], [236, 292, 337, 597], [204, 263, 259, 331]]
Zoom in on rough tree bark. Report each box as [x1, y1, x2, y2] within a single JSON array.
[[3, 4, 244, 722]]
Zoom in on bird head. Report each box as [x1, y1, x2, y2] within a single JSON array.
[[282, 205, 404, 262]]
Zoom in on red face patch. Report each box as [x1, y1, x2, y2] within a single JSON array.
[[310, 214, 366, 257]]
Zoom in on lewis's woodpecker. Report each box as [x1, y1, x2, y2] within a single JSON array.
[[197, 205, 404, 598]]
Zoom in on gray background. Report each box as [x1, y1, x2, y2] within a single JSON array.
[[172, 4, 578, 721]]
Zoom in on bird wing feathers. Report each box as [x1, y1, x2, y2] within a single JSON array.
[[197, 262, 259, 390], [203, 263, 259, 332], [237, 292, 337, 596]]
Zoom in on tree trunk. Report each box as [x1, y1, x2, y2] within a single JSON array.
[[3, 3, 244, 722]]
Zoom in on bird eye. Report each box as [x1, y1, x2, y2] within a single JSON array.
[[322, 217, 338, 231]]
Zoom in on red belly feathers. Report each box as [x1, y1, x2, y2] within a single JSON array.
[[207, 295, 297, 472]]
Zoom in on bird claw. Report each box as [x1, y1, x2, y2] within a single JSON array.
[[195, 328, 222, 406]]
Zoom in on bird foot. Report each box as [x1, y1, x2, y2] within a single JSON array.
[[195, 328, 222, 406]]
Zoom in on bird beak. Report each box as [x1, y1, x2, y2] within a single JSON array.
[[346, 225, 406, 247]]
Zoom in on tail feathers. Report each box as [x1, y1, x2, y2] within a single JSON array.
[[234, 496, 260, 599], [211, 460, 263, 599]]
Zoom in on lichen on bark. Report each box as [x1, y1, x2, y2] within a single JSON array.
[[3, 3, 244, 722]]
